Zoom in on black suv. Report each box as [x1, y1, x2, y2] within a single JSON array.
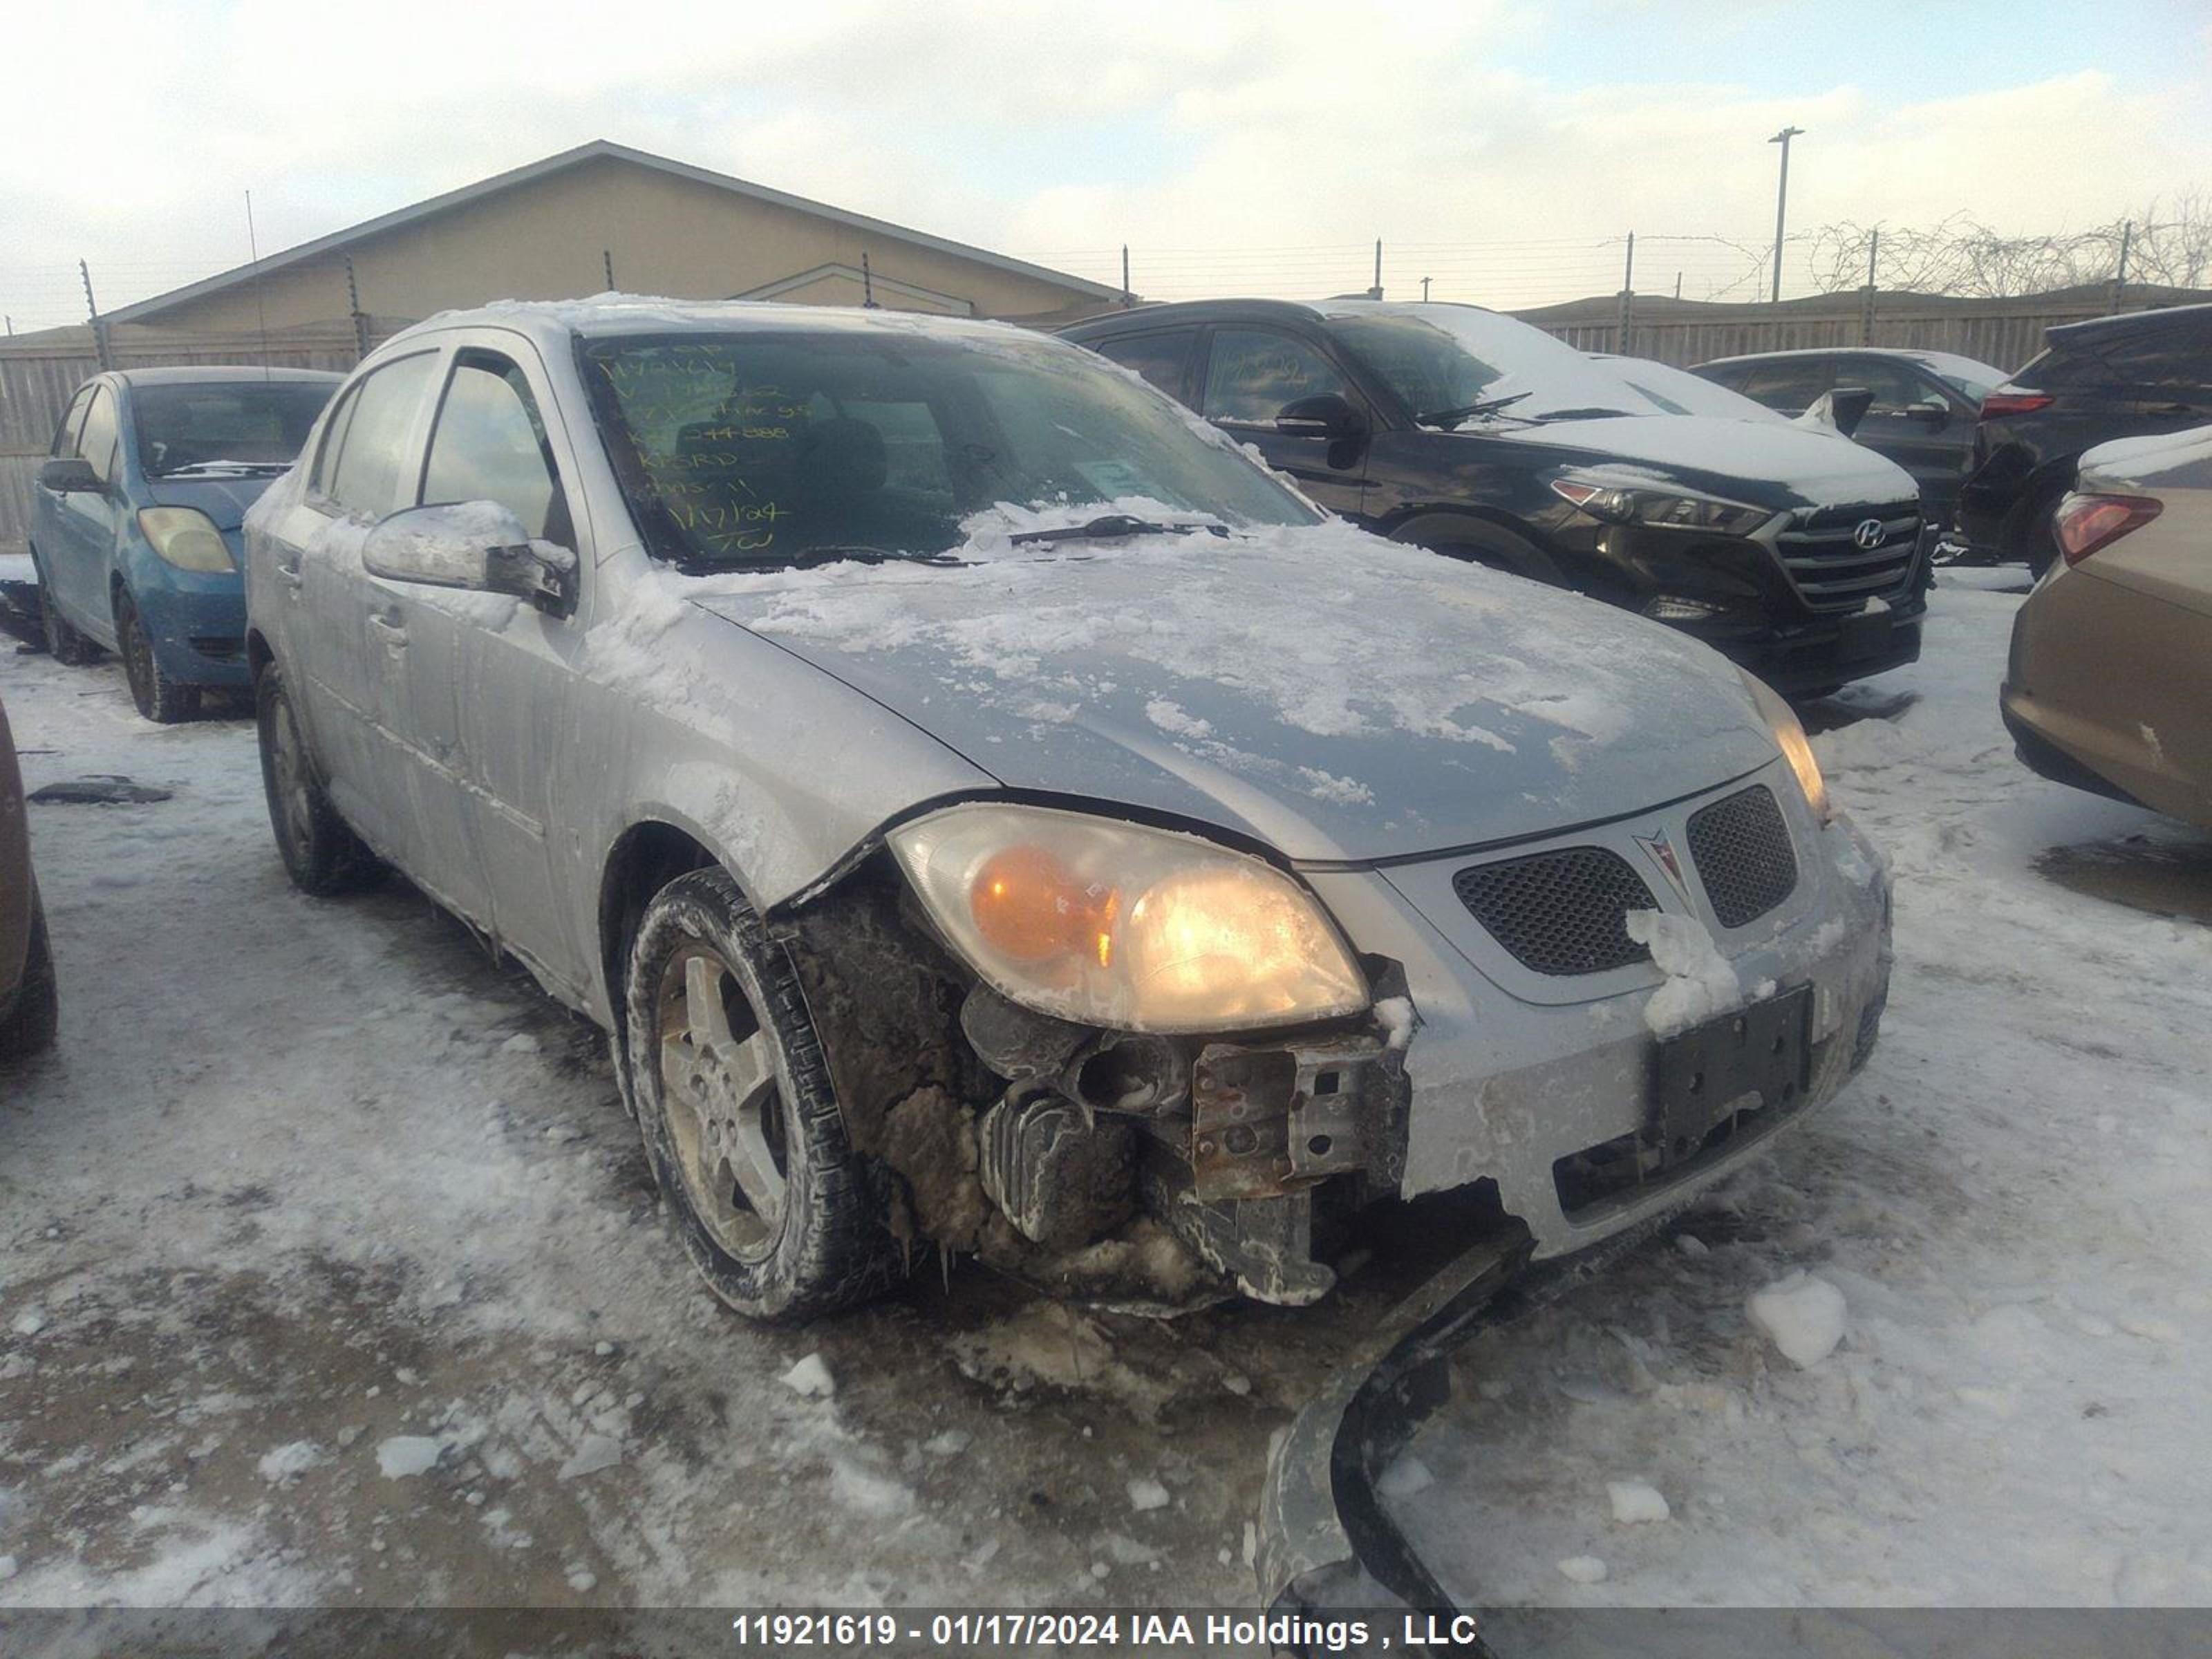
[[1064, 299, 1930, 695], [1955, 303, 2212, 572], [1691, 348, 2006, 532]]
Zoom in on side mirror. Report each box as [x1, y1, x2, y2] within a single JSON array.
[[1904, 400, 1950, 429], [38, 457, 102, 494], [1274, 392, 1367, 442], [363, 502, 576, 615]]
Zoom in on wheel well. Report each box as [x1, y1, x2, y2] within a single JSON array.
[[245, 630, 274, 679], [1386, 509, 1569, 588], [598, 821, 719, 1029]]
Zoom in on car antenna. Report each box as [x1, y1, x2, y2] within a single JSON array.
[[245, 189, 272, 380]]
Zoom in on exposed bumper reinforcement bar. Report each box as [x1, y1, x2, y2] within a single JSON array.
[[1254, 1216, 1679, 1655]]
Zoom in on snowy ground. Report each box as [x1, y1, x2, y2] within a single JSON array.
[[1391, 572, 2212, 1609], [1, 577, 2206, 1620]]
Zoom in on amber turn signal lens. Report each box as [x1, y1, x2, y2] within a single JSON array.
[[969, 845, 1112, 963]]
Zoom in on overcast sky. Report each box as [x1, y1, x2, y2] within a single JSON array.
[[4, 0, 2209, 330]]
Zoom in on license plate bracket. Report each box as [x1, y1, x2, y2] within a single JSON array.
[[1651, 985, 1813, 1162], [1837, 610, 1893, 662]]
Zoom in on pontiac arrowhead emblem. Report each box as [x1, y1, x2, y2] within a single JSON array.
[[1635, 829, 1695, 904]]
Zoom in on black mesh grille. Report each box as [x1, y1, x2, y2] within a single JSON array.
[[1452, 847, 1658, 977], [1686, 785, 1799, 927]]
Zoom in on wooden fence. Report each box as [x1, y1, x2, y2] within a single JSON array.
[[1517, 286, 2212, 373]]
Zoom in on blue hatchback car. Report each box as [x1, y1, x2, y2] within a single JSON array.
[[32, 367, 340, 721]]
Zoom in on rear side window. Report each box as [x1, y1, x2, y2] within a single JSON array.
[[1202, 329, 1351, 424], [421, 352, 568, 543], [1733, 358, 1833, 413], [77, 388, 120, 485], [324, 353, 437, 520], [50, 386, 93, 456], [1086, 329, 1199, 400], [2091, 323, 2212, 389]]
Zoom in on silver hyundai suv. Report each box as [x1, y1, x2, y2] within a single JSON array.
[[243, 299, 1891, 1322]]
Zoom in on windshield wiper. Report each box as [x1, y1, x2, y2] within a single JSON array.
[[1007, 514, 1229, 546], [1530, 406, 1635, 422], [154, 460, 292, 478], [1416, 391, 1533, 429], [784, 545, 967, 568]]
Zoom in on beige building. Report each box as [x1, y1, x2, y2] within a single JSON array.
[[106, 140, 1125, 335]]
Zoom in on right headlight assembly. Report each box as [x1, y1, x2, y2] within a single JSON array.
[[1742, 671, 1830, 822], [888, 802, 1369, 1034], [1550, 474, 1770, 537]]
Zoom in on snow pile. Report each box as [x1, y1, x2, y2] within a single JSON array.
[[1606, 1480, 1671, 1524], [254, 1441, 324, 1484], [780, 1353, 836, 1400], [1624, 910, 1741, 1036], [375, 1436, 445, 1479], [1126, 1477, 1171, 1512], [1745, 1272, 1848, 1369]]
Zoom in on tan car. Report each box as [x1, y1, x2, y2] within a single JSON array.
[[2002, 425, 2212, 828], [1, 687, 59, 1061]]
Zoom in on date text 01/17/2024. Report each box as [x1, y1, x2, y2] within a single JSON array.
[[727, 1611, 1488, 1650]]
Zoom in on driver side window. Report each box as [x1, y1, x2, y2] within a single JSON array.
[[1203, 329, 1349, 425], [420, 351, 570, 544]]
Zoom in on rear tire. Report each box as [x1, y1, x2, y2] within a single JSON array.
[[31, 551, 100, 666], [624, 868, 901, 1322], [0, 894, 59, 1062], [256, 663, 382, 896], [115, 590, 200, 724]]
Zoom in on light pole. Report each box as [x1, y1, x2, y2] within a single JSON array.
[[1768, 125, 1804, 303]]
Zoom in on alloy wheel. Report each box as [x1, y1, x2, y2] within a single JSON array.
[[654, 943, 789, 1259]]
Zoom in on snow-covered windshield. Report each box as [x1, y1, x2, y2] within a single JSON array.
[[582, 329, 1318, 569], [1588, 355, 1790, 424], [1906, 353, 2007, 404], [1319, 302, 1671, 426], [132, 381, 336, 478]]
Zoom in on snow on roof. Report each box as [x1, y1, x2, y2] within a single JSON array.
[[393, 293, 1049, 349]]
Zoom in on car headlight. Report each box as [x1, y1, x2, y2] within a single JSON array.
[[137, 507, 234, 572], [1742, 672, 1830, 821], [888, 802, 1369, 1033], [1551, 475, 1770, 536]]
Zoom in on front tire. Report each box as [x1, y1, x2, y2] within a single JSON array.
[[115, 590, 199, 724], [0, 894, 59, 1062], [256, 663, 382, 896], [31, 551, 100, 666], [624, 868, 901, 1322]]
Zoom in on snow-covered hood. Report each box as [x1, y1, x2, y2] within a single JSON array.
[[690, 521, 1780, 863], [1494, 413, 1918, 512], [142, 472, 287, 534]]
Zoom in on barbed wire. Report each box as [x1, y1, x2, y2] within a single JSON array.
[[6, 200, 2205, 335]]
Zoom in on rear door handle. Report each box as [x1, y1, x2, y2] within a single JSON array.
[[369, 615, 409, 649]]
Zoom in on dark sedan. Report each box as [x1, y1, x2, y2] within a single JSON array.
[[1065, 299, 1930, 696], [1691, 347, 2007, 533]]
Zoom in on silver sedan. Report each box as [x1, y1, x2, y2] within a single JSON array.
[[243, 300, 1891, 1321]]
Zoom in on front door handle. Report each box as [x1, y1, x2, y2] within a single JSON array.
[[369, 615, 409, 650], [275, 561, 304, 591]]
